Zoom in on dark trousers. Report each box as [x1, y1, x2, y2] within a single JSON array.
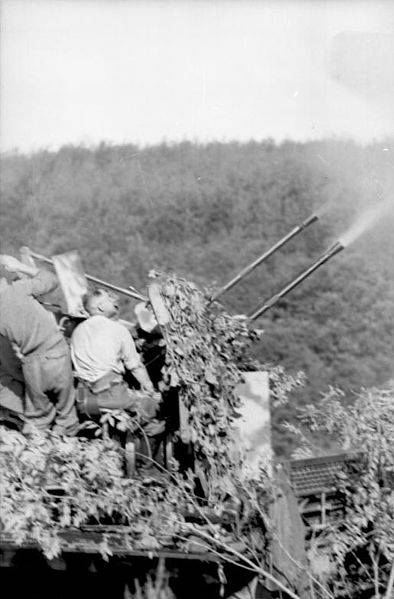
[[76, 377, 163, 465], [0, 335, 24, 416], [76, 378, 158, 421], [22, 341, 78, 435], [77, 380, 135, 416]]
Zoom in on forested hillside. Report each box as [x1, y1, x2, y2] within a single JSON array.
[[1, 140, 393, 456]]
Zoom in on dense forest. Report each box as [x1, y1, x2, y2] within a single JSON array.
[[1, 139, 393, 456]]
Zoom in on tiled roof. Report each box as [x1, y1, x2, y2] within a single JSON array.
[[286, 452, 360, 497]]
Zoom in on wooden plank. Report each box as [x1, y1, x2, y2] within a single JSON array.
[[148, 283, 170, 326]]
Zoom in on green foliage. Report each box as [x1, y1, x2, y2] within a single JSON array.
[[290, 385, 394, 596], [0, 427, 187, 558]]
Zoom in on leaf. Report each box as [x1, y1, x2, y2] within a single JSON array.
[[204, 368, 217, 385]]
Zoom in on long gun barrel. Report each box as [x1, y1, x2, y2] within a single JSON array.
[[209, 213, 318, 303], [30, 251, 147, 302], [248, 241, 344, 321]]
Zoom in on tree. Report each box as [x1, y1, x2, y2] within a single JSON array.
[[288, 385, 394, 597]]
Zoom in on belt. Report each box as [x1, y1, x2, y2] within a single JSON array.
[[79, 372, 124, 395]]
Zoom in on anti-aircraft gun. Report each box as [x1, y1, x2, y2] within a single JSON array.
[[17, 213, 340, 467], [33, 220, 349, 510], [26, 216, 348, 493]]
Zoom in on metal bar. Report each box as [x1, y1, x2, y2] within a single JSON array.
[[248, 241, 344, 321], [209, 213, 318, 303], [30, 251, 147, 302]]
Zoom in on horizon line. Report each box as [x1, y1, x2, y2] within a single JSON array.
[[1, 135, 393, 158]]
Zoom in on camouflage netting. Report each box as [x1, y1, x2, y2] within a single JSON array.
[[154, 272, 260, 476]]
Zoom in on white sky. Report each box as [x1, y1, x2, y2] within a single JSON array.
[[1, 0, 394, 152]]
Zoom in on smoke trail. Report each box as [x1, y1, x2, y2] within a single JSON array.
[[337, 200, 393, 247], [310, 142, 394, 254]]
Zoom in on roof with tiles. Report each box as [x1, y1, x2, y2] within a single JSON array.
[[286, 452, 361, 497]]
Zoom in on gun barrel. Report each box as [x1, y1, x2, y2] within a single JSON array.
[[209, 213, 318, 303], [248, 241, 344, 321], [30, 251, 147, 302]]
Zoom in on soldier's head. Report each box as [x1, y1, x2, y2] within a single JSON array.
[[83, 289, 119, 319]]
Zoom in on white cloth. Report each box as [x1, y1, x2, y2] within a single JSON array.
[[71, 315, 141, 383]]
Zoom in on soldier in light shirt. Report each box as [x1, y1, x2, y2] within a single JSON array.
[[71, 289, 160, 422]]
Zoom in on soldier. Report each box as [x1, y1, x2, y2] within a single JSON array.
[[0, 254, 78, 435], [71, 289, 161, 429]]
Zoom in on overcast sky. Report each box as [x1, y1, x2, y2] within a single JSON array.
[[1, 0, 393, 153]]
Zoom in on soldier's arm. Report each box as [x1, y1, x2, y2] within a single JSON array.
[[132, 364, 155, 393], [14, 270, 58, 297], [0, 255, 58, 296]]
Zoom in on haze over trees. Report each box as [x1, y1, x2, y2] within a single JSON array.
[[1, 139, 393, 456]]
